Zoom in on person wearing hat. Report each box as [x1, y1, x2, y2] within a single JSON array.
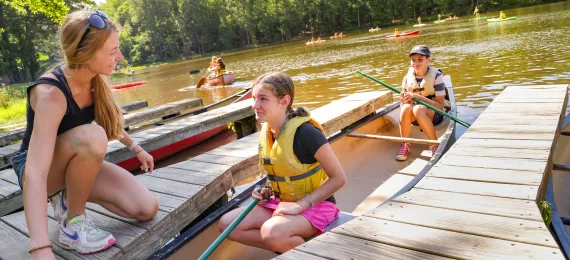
[[395, 45, 448, 161]]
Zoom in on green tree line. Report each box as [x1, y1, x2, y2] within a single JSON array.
[[0, 0, 564, 84]]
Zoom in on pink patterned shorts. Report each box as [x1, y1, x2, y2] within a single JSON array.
[[261, 198, 339, 233]]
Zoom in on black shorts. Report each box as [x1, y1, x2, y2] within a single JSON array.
[[412, 112, 445, 126]]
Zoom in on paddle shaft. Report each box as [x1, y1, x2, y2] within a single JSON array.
[[356, 70, 471, 128], [198, 188, 262, 260]]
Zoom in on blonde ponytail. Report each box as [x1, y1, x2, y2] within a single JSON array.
[[92, 75, 123, 139]]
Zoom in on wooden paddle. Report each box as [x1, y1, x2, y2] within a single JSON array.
[[356, 70, 471, 128], [196, 71, 208, 88]]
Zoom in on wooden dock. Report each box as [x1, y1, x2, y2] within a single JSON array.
[[0, 90, 392, 259], [277, 85, 569, 260]]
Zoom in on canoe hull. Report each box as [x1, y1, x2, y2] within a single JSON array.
[[116, 89, 252, 171], [385, 30, 420, 38], [111, 81, 147, 89], [487, 17, 517, 23], [207, 74, 236, 86]]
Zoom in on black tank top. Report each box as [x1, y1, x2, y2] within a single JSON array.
[[19, 67, 95, 152]]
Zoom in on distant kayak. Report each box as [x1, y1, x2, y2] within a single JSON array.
[[434, 20, 446, 24], [445, 17, 458, 21], [385, 30, 420, 38], [111, 81, 147, 89], [469, 16, 488, 20], [413, 24, 427, 27], [487, 17, 517, 23]]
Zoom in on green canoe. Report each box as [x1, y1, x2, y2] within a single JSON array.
[[487, 17, 517, 23]]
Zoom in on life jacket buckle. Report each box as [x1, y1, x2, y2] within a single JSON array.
[[262, 157, 273, 165]]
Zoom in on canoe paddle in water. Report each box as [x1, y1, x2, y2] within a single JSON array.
[[356, 70, 471, 128], [189, 69, 201, 75], [198, 188, 263, 260], [196, 69, 211, 88]]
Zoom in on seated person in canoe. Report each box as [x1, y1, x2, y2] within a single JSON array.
[[394, 28, 401, 35], [474, 6, 480, 18], [11, 10, 158, 258], [499, 11, 506, 19], [210, 57, 226, 78], [207, 55, 219, 72], [219, 72, 347, 253], [396, 45, 448, 161]]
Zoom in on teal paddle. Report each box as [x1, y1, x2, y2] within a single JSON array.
[[356, 70, 471, 128], [198, 188, 263, 260]]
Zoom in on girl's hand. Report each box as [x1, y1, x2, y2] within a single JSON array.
[[402, 92, 414, 104], [136, 149, 154, 173], [30, 248, 56, 260], [252, 187, 270, 205], [273, 201, 304, 216]]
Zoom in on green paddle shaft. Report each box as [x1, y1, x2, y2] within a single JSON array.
[[198, 188, 263, 260], [355, 70, 471, 128]]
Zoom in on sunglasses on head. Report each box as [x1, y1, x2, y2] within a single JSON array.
[[79, 10, 110, 45]]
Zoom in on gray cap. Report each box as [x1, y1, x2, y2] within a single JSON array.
[[409, 45, 431, 57]]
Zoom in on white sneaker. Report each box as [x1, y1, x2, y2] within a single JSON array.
[[59, 214, 116, 254], [49, 190, 67, 224]]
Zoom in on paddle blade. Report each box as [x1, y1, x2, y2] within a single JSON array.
[[189, 69, 201, 75], [196, 76, 207, 88]]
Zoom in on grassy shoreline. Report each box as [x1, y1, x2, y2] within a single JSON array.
[[0, 83, 28, 131]]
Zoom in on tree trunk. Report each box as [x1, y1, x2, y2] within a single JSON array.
[[357, 6, 360, 28]]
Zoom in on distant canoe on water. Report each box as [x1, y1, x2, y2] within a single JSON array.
[[385, 30, 420, 38], [206, 73, 236, 86], [111, 81, 147, 89], [487, 17, 517, 23]]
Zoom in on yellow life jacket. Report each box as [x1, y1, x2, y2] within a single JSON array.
[[404, 66, 440, 97], [258, 116, 328, 202]]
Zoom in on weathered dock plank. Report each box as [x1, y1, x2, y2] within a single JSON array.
[[123, 98, 202, 127], [121, 100, 149, 113], [331, 216, 562, 259], [365, 201, 557, 248]]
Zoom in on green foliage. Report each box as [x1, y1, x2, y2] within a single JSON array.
[[0, 86, 27, 127], [541, 200, 553, 226]]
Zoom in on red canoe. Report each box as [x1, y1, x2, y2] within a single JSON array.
[[116, 88, 253, 171], [206, 73, 236, 86], [111, 81, 147, 89], [385, 30, 420, 38]]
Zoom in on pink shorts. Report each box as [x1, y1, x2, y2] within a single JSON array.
[[261, 198, 339, 233]]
